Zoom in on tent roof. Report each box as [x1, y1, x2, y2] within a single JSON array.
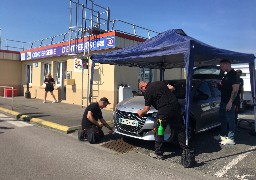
[[91, 29, 255, 69]]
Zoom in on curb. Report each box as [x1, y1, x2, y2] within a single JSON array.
[[0, 107, 74, 134], [0, 106, 114, 134]]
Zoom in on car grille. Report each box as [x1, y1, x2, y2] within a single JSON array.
[[114, 110, 148, 136]]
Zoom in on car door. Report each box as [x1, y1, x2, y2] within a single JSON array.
[[191, 81, 216, 132], [208, 80, 221, 126]]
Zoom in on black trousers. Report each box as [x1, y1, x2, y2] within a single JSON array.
[[154, 109, 188, 155]]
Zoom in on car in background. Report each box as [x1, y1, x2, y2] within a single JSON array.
[[113, 66, 223, 141]]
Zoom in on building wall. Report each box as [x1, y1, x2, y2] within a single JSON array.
[[0, 50, 22, 96], [17, 31, 184, 110]]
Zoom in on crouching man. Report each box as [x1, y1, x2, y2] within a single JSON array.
[[78, 97, 113, 143]]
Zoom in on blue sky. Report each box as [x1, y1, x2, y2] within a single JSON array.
[[0, 0, 255, 55]]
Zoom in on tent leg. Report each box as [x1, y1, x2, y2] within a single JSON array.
[[249, 104, 256, 136]]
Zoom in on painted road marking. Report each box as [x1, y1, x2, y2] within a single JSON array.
[[0, 113, 32, 127], [0, 113, 16, 120], [215, 146, 256, 178], [0, 113, 9, 117], [7, 121, 33, 127]]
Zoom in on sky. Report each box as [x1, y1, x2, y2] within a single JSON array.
[[0, 0, 255, 55]]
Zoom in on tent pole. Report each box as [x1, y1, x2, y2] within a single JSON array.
[[160, 68, 165, 81], [184, 40, 195, 146], [249, 61, 256, 136]]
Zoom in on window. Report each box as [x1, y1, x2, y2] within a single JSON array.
[[210, 81, 221, 97], [197, 82, 212, 97], [139, 68, 153, 82], [56, 62, 61, 84], [43, 63, 51, 81], [196, 82, 212, 98], [26, 65, 32, 84], [55, 62, 67, 85]]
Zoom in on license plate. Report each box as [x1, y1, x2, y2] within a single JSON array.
[[119, 118, 138, 127]]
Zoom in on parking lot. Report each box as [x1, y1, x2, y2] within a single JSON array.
[[95, 109, 256, 180], [1, 97, 255, 179]]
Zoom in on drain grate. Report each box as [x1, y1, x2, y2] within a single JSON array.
[[101, 138, 135, 153]]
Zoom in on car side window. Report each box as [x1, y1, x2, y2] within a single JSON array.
[[210, 81, 221, 97], [196, 82, 212, 98]]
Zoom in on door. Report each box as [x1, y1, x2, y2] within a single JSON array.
[[192, 81, 216, 131], [56, 62, 67, 100]]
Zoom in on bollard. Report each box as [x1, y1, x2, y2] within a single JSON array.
[[25, 83, 31, 99]]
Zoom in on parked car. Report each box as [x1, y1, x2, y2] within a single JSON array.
[[113, 66, 223, 141]]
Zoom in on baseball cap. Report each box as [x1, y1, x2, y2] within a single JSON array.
[[100, 97, 111, 104]]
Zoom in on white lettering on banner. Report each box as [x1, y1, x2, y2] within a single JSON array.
[[62, 46, 70, 54], [46, 49, 55, 56], [70, 45, 75, 52], [77, 43, 83, 51], [91, 41, 96, 49], [84, 42, 89, 50], [62, 47, 66, 53], [32, 51, 41, 58]]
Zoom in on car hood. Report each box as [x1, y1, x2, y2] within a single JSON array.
[[116, 96, 185, 114]]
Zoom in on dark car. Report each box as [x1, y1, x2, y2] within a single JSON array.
[[113, 66, 223, 141]]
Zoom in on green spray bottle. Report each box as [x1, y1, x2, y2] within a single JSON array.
[[157, 119, 164, 136]]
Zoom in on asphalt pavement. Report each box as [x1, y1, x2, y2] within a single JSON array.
[[0, 96, 114, 133], [1, 96, 256, 179]]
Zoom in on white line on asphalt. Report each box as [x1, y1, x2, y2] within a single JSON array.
[[0, 113, 9, 117], [215, 146, 256, 177], [7, 121, 33, 127], [0, 113, 16, 120]]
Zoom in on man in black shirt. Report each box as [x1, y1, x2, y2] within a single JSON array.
[[234, 69, 244, 119], [80, 97, 113, 143], [137, 81, 190, 160], [213, 59, 239, 145]]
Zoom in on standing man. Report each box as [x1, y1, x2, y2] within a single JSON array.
[[214, 59, 239, 145], [235, 69, 244, 117], [137, 80, 193, 167], [80, 97, 113, 143]]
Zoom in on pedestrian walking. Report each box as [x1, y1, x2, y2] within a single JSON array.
[[43, 73, 58, 103]]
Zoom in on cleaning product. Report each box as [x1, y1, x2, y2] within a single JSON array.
[[157, 119, 164, 136]]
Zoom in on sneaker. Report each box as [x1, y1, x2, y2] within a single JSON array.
[[220, 138, 235, 145], [52, 100, 58, 103], [149, 152, 165, 160], [214, 135, 226, 141], [43, 101, 46, 103]]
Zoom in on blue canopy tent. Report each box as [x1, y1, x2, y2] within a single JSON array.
[[90, 29, 256, 143]]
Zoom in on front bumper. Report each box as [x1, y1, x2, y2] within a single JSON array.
[[113, 110, 171, 141]]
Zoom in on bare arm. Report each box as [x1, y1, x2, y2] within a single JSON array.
[[99, 118, 112, 130], [87, 111, 103, 127], [137, 106, 151, 118], [229, 84, 239, 103], [226, 84, 239, 111]]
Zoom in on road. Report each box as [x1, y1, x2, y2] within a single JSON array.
[[0, 113, 221, 180]]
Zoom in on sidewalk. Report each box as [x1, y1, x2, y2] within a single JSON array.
[[0, 96, 255, 134], [0, 96, 114, 133]]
